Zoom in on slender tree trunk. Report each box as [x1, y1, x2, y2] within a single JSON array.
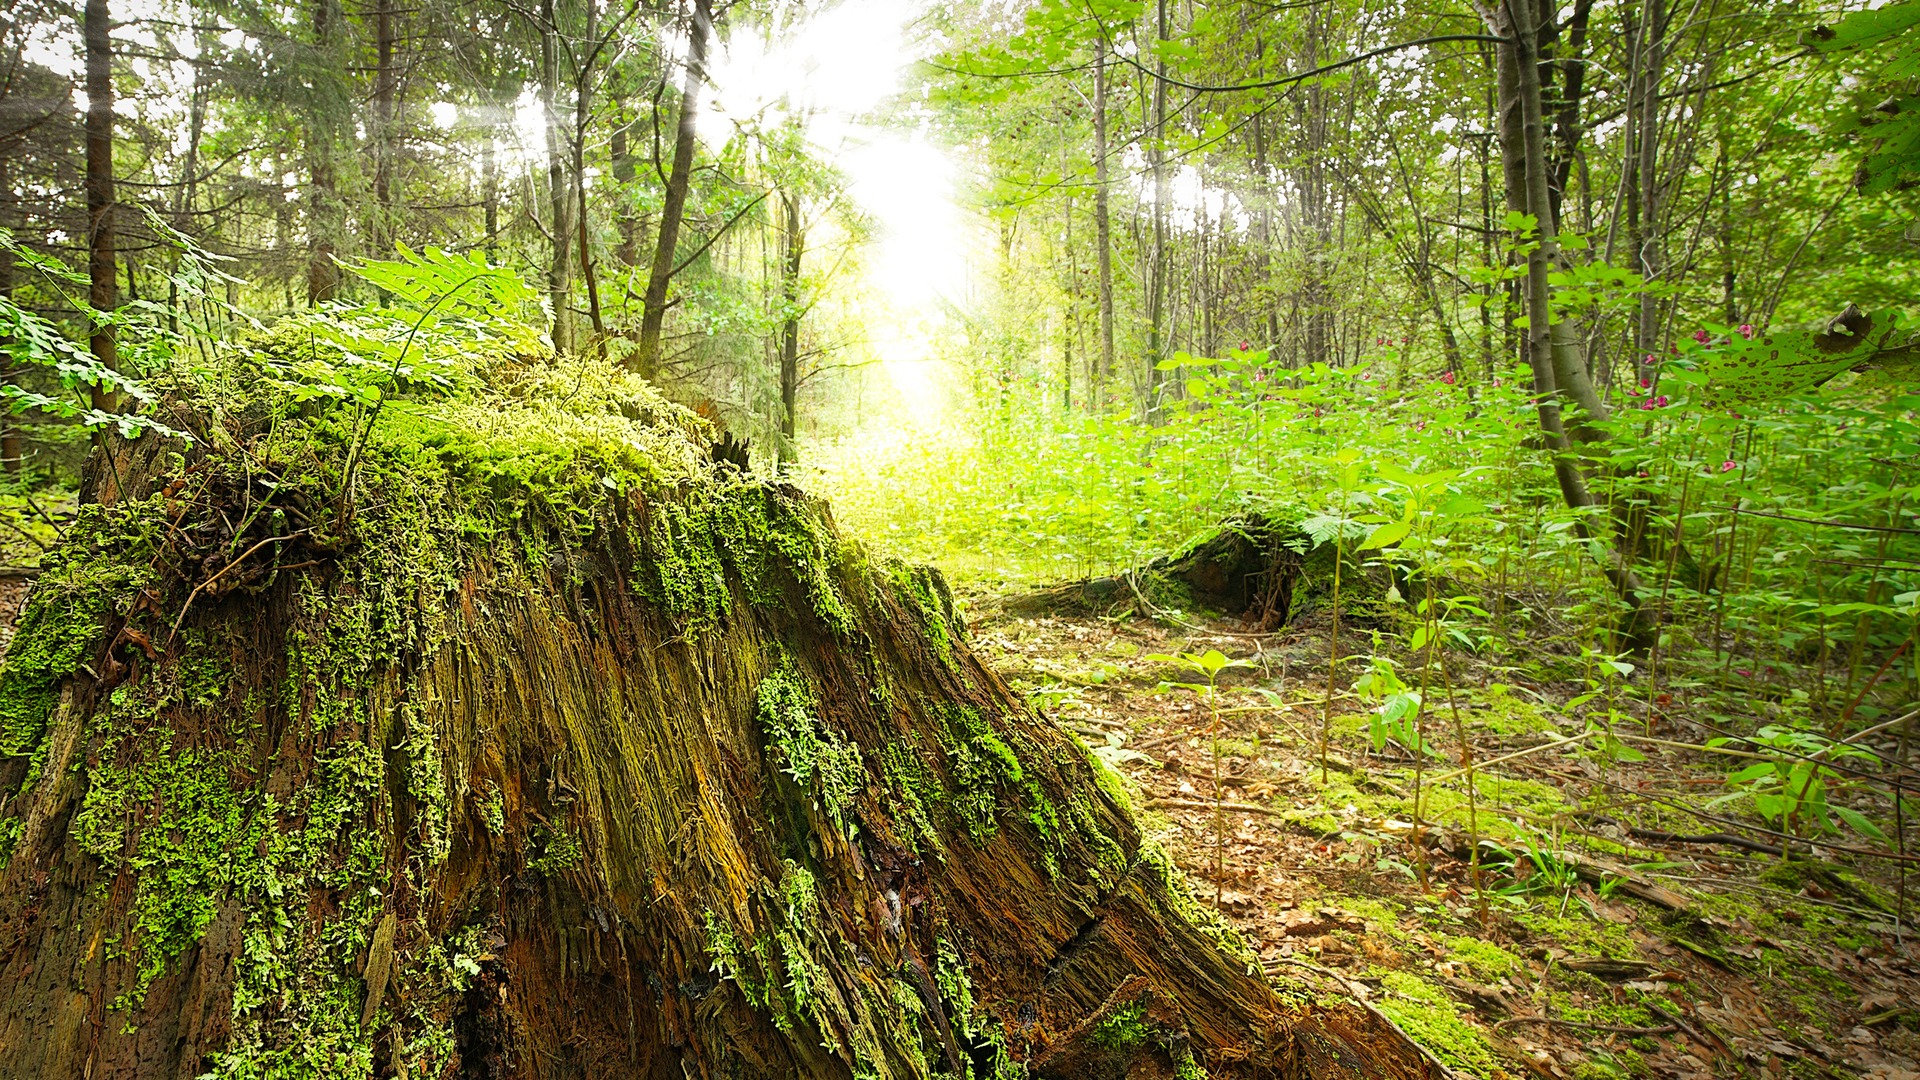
[[0, 157, 17, 473], [1634, 0, 1665, 364], [372, 0, 396, 254], [482, 127, 499, 259], [306, 0, 342, 305], [1251, 110, 1280, 353], [1063, 182, 1077, 411], [1092, 40, 1116, 404], [84, 0, 117, 414], [1481, 0, 1650, 648], [1144, 0, 1170, 419], [540, 0, 577, 354], [611, 117, 639, 267], [635, 0, 713, 378], [575, 17, 605, 346], [778, 191, 802, 466], [167, 32, 211, 334]]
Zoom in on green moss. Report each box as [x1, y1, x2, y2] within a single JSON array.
[[1090, 1001, 1151, 1050], [73, 729, 254, 1007], [0, 814, 19, 871], [1373, 971, 1505, 1076], [932, 703, 1025, 844], [479, 781, 505, 837], [1441, 935, 1523, 982], [0, 500, 161, 756], [889, 559, 961, 665], [527, 822, 583, 875], [756, 656, 868, 834], [879, 740, 946, 855], [1138, 843, 1258, 967]]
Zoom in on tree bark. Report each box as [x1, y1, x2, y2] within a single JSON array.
[[1479, 0, 1651, 648], [1144, 0, 1170, 419], [1633, 0, 1665, 366], [0, 369, 1437, 1080], [540, 0, 577, 355], [0, 156, 19, 474], [306, 0, 343, 305], [612, 115, 639, 267], [635, 0, 713, 379], [1092, 40, 1117, 405], [372, 0, 396, 255], [778, 190, 802, 466], [84, 0, 117, 414]]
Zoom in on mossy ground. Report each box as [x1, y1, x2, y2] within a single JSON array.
[[963, 593, 1920, 1080]]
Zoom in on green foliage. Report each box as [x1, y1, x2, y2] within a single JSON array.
[[0, 229, 193, 443], [1809, 1, 1920, 192]]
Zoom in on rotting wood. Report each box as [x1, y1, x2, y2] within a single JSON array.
[[0, 352, 1439, 1078]]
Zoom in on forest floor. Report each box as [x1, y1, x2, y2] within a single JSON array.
[[963, 589, 1920, 1080]]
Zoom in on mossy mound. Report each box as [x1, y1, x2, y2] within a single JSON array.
[[1007, 516, 1386, 629], [0, 322, 1431, 1079]]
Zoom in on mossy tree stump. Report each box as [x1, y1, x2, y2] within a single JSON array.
[[0, 341, 1433, 1079]]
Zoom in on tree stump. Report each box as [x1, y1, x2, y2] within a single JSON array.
[[0, 348, 1434, 1079]]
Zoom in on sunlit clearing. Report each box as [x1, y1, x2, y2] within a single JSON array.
[[702, 0, 969, 430]]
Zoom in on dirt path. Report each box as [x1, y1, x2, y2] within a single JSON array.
[[967, 592, 1920, 1080]]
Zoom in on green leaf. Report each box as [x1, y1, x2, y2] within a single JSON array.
[[1832, 805, 1887, 841], [1360, 521, 1410, 550]]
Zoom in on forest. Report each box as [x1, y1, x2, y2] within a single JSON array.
[[0, 0, 1916, 1076]]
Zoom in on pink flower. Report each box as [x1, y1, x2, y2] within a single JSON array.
[[1643, 353, 1658, 366], [1637, 470, 1651, 479], [1738, 324, 1754, 338], [1629, 386, 1643, 396], [1639, 378, 1652, 389], [1491, 377, 1502, 388], [1655, 395, 1669, 407], [1640, 401, 1656, 410], [1239, 340, 1251, 351], [1440, 371, 1457, 385], [1694, 329, 1712, 345], [1721, 460, 1738, 473]]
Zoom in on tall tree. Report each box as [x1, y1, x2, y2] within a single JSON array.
[[635, 0, 713, 378], [777, 190, 802, 465], [1091, 38, 1116, 404], [83, 0, 116, 412]]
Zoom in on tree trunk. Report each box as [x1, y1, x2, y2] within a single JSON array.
[[635, 0, 713, 379], [1144, 0, 1170, 420], [779, 191, 802, 466], [1479, 0, 1651, 649], [84, 0, 117, 415], [0, 353, 1435, 1080], [1634, 0, 1665, 366], [0, 157, 19, 474], [541, 0, 577, 355], [307, 0, 343, 305], [612, 116, 639, 268], [482, 124, 499, 259], [372, 0, 396, 255], [1092, 41, 1116, 406]]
